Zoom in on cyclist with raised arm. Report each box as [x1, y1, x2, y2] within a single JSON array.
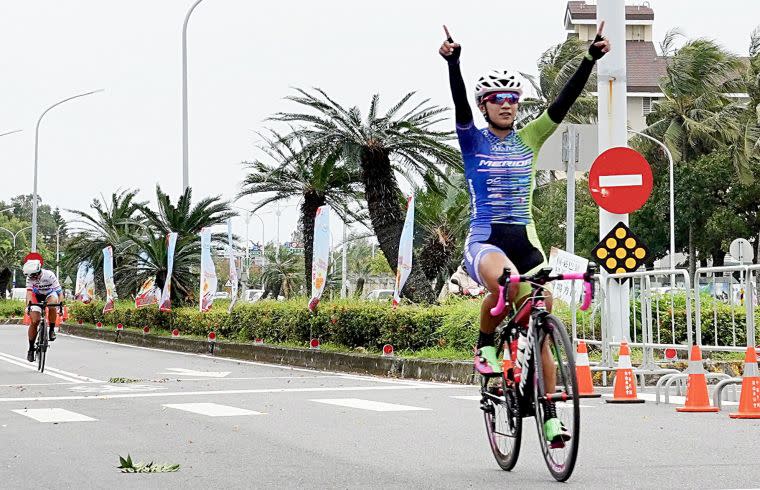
[[23, 257, 62, 362], [439, 24, 609, 446]]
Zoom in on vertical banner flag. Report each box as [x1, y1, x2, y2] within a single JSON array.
[[393, 195, 415, 307], [159, 232, 178, 312], [102, 246, 117, 313], [84, 264, 95, 304], [75, 262, 92, 303], [134, 252, 160, 309], [227, 219, 238, 313], [308, 206, 330, 312], [199, 227, 218, 312]]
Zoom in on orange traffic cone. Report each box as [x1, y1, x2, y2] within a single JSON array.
[[676, 344, 719, 412], [605, 342, 645, 404], [55, 311, 63, 327], [576, 341, 601, 398], [22, 310, 31, 325], [62, 305, 69, 321], [729, 347, 760, 419]]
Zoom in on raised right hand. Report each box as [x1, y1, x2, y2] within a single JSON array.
[[439, 25, 461, 64]]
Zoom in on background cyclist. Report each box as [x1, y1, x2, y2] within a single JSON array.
[[23, 256, 63, 362]]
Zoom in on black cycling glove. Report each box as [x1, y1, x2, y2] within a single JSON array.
[[586, 34, 607, 61], [441, 40, 461, 65]]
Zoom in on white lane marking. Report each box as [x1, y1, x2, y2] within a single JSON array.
[[55, 332, 472, 389], [451, 395, 481, 401], [167, 375, 340, 382], [598, 174, 643, 187], [558, 402, 597, 409], [0, 383, 463, 403], [311, 398, 430, 412], [159, 368, 230, 378], [163, 403, 263, 417], [0, 382, 79, 387], [69, 384, 166, 394], [0, 352, 104, 383], [601, 392, 738, 406], [0, 353, 82, 383], [450, 395, 596, 408], [12, 408, 97, 423]]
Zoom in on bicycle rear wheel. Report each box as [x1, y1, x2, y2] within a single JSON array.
[[532, 314, 579, 482], [482, 374, 521, 471]]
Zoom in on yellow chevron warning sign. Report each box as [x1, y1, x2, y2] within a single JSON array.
[[592, 222, 649, 276]]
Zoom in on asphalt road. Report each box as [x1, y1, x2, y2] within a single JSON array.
[[1, 324, 758, 489]]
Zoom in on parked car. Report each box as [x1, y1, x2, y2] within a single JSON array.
[[366, 289, 394, 301], [244, 289, 264, 302], [213, 291, 230, 300]]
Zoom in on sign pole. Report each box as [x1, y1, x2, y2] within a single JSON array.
[[564, 126, 579, 341], [597, 0, 629, 344]]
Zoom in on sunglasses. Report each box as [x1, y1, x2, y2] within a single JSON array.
[[482, 92, 520, 105]]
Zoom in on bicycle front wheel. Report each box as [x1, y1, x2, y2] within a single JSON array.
[[482, 375, 521, 471], [532, 314, 580, 482], [37, 323, 47, 373]]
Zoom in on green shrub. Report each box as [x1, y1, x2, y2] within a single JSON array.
[[0, 300, 25, 318]]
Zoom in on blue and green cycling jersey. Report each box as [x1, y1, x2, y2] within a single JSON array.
[[456, 110, 558, 227]]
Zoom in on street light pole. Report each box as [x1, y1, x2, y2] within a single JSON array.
[[629, 130, 675, 270], [56, 224, 64, 279], [31, 89, 103, 252], [341, 220, 348, 298], [275, 204, 281, 261], [232, 205, 267, 289], [182, 0, 206, 192], [0, 226, 32, 288]]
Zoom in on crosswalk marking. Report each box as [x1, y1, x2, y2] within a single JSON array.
[[163, 402, 263, 417], [12, 408, 97, 423], [0, 352, 103, 384], [311, 398, 430, 412]]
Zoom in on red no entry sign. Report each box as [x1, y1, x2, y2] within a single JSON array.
[[589, 147, 653, 214]]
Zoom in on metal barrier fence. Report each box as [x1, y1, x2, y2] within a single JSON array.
[[601, 269, 693, 370], [694, 265, 756, 352]]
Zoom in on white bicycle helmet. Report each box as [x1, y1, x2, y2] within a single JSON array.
[[474, 69, 524, 102], [23, 259, 42, 276]]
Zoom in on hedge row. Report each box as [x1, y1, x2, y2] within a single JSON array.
[[64, 297, 605, 351], [11, 294, 752, 350], [0, 301, 24, 318]]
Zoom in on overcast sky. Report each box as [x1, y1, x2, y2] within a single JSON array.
[[2, 0, 758, 246]]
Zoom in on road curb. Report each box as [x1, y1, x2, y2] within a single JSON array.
[[58, 323, 478, 384], [2, 319, 747, 383]]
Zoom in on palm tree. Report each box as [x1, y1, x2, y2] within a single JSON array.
[[519, 37, 598, 126], [239, 130, 362, 293], [118, 231, 200, 304], [116, 186, 234, 303], [725, 28, 760, 184], [0, 242, 14, 297], [520, 37, 598, 185], [414, 175, 469, 295], [346, 239, 374, 298], [64, 190, 145, 297], [270, 89, 462, 303], [260, 245, 304, 299], [643, 36, 743, 278], [139, 185, 234, 238]]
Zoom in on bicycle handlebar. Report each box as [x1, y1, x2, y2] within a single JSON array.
[[489, 264, 596, 317], [27, 302, 65, 313]]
